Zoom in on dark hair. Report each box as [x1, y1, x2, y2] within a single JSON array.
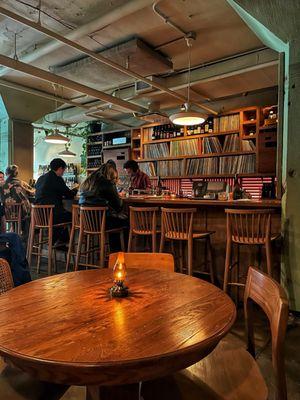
[[106, 159, 117, 170], [0, 171, 4, 176], [123, 160, 139, 172], [50, 158, 67, 171], [6, 164, 19, 178]]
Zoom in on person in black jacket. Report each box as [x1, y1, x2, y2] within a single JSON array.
[[35, 158, 77, 243], [79, 163, 128, 250]]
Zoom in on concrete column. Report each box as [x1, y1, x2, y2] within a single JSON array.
[[228, 0, 300, 310], [10, 119, 33, 183]]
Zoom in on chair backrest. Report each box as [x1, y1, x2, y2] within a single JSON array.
[[0, 258, 14, 294], [72, 204, 80, 228], [161, 207, 196, 240], [31, 204, 54, 228], [108, 252, 175, 272], [244, 267, 289, 400], [129, 206, 159, 234], [80, 206, 107, 234], [225, 208, 275, 244], [5, 202, 22, 222]]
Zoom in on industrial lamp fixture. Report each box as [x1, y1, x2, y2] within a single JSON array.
[[45, 129, 70, 144], [58, 144, 76, 158], [169, 37, 207, 126]]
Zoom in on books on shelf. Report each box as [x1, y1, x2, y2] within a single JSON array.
[[219, 113, 240, 132], [157, 160, 184, 177], [144, 142, 169, 158], [170, 139, 199, 156], [202, 137, 222, 154], [139, 162, 156, 177], [219, 154, 256, 174], [223, 134, 240, 152], [185, 158, 219, 175], [242, 140, 256, 151]]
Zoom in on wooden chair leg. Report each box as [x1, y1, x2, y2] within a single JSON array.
[[75, 230, 84, 271], [27, 225, 35, 266], [127, 229, 133, 252], [37, 229, 43, 274], [65, 226, 75, 272], [152, 233, 156, 253], [207, 236, 215, 284], [223, 239, 232, 292], [99, 233, 105, 268], [265, 239, 273, 276], [159, 233, 165, 253], [47, 228, 53, 276], [179, 240, 183, 273], [187, 238, 193, 276]]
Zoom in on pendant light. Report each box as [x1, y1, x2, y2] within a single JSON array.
[[170, 38, 207, 126], [58, 144, 76, 158], [45, 129, 70, 144], [45, 84, 70, 144]]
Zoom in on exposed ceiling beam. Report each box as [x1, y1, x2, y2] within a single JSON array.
[[0, 54, 147, 114], [0, 0, 154, 77], [0, 78, 134, 128], [0, 6, 217, 115]]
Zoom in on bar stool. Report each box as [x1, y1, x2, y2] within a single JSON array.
[[65, 204, 80, 272], [159, 207, 214, 282], [223, 208, 280, 293], [128, 206, 159, 252], [4, 202, 22, 234], [75, 206, 125, 270], [27, 205, 71, 275]]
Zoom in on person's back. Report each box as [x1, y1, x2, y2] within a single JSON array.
[[35, 159, 76, 208]]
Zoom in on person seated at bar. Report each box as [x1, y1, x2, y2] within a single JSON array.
[[35, 158, 77, 243], [79, 163, 128, 250], [1, 165, 34, 235], [0, 171, 5, 185], [123, 160, 151, 191]]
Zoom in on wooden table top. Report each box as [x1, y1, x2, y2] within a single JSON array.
[[0, 269, 236, 386], [123, 196, 281, 208]]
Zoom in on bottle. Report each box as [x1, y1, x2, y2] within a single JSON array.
[[180, 127, 184, 137], [151, 127, 156, 141], [204, 119, 209, 133], [157, 176, 163, 195], [233, 174, 243, 200], [208, 117, 214, 133]]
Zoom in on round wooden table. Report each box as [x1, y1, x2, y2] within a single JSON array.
[[0, 269, 236, 399]]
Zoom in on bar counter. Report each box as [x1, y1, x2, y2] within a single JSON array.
[[122, 196, 281, 209], [123, 196, 281, 284]]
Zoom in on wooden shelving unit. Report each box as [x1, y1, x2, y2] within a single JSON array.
[[136, 105, 277, 179]]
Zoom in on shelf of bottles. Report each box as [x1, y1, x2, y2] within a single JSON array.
[[37, 163, 78, 188]]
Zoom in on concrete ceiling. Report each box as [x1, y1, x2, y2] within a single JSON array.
[[0, 0, 279, 125]]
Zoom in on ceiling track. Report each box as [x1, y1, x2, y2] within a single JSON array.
[[0, 6, 217, 115]]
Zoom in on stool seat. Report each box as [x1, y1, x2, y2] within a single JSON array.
[[232, 233, 280, 245], [165, 231, 214, 240]]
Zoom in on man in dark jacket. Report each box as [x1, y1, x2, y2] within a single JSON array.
[[35, 158, 77, 243]]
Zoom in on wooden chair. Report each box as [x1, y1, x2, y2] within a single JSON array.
[[27, 205, 70, 275], [159, 208, 214, 282], [75, 206, 125, 270], [108, 252, 174, 272], [148, 267, 288, 400], [65, 204, 80, 272], [4, 202, 22, 235], [0, 258, 14, 294], [223, 209, 280, 293], [128, 206, 159, 252]]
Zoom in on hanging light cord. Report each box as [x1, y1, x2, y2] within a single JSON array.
[[185, 37, 193, 109]]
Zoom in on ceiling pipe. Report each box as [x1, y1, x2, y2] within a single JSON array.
[[0, 6, 217, 115], [0, 0, 154, 77], [152, 0, 189, 36], [0, 53, 147, 114], [0, 78, 135, 128]]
